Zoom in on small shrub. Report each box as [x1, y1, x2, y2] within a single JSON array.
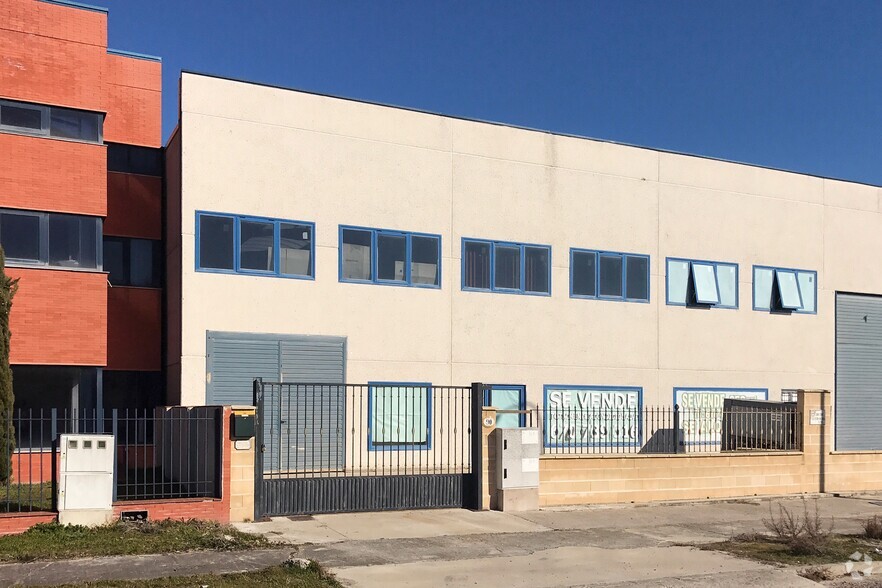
[[864, 515, 882, 540], [762, 498, 834, 555]]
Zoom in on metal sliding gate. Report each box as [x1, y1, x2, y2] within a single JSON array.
[[253, 381, 483, 518]]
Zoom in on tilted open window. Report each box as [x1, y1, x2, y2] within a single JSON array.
[[753, 266, 816, 314], [666, 258, 738, 309]]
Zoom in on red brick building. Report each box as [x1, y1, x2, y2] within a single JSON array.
[[0, 0, 163, 415]]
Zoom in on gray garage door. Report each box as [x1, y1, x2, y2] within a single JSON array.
[[835, 294, 882, 450], [206, 332, 346, 472]]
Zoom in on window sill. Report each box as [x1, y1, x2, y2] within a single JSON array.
[[5, 263, 105, 275], [0, 127, 105, 147]]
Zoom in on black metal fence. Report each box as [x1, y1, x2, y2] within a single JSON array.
[[258, 383, 473, 478], [0, 406, 222, 513], [522, 403, 802, 455]]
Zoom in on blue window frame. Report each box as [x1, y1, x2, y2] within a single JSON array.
[[195, 211, 314, 279], [570, 249, 650, 303], [753, 265, 817, 314], [367, 382, 432, 450], [483, 385, 526, 428], [461, 238, 551, 296], [666, 257, 738, 309], [338, 226, 441, 288]]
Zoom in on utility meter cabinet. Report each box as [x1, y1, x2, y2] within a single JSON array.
[[58, 434, 115, 526], [494, 428, 540, 512]]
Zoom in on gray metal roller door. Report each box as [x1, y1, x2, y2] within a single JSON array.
[[206, 334, 280, 405], [279, 339, 346, 472], [206, 332, 346, 473], [835, 293, 882, 450]]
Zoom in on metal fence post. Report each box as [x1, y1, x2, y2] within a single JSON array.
[[466, 382, 484, 510], [672, 404, 681, 454], [252, 378, 263, 520]]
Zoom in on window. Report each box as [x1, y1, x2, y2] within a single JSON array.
[[339, 226, 440, 288], [570, 249, 649, 302], [368, 383, 431, 450], [666, 257, 738, 308], [0, 209, 101, 270], [103, 237, 161, 287], [195, 212, 314, 279], [49, 215, 98, 268], [753, 266, 817, 314], [462, 239, 551, 295], [0, 211, 41, 262], [484, 386, 526, 428], [107, 143, 162, 176], [11, 366, 99, 449], [0, 99, 103, 143]]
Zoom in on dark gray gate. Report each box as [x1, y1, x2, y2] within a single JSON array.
[[253, 381, 483, 517]]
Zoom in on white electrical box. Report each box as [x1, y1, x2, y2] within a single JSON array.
[[496, 428, 540, 489], [58, 434, 115, 526]]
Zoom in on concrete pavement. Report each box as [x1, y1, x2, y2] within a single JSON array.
[[237, 494, 882, 587]]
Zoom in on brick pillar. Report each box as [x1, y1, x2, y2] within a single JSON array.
[[798, 389, 831, 494], [481, 407, 498, 511], [229, 407, 256, 522]]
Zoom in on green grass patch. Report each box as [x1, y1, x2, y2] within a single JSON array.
[[48, 562, 340, 588], [0, 482, 53, 513], [0, 520, 270, 562], [702, 533, 882, 566]]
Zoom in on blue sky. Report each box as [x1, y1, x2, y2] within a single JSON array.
[[106, 1, 882, 185]]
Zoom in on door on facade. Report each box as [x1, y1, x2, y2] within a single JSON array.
[[205, 332, 346, 473], [835, 293, 882, 450], [484, 385, 526, 428]]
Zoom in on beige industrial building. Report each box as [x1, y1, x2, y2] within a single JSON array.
[[166, 71, 882, 451]]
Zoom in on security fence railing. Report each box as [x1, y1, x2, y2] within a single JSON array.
[[257, 383, 473, 478], [0, 406, 222, 513], [517, 403, 802, 455]]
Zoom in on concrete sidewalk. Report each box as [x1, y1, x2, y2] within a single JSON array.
[[0, 548, 293, 587], [237, 494, 882, 587]]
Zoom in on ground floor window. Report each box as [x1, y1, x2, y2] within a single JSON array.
[[368, 383, 431, 450], [10, 366, 99, 448], [484, 385, 526, 428]]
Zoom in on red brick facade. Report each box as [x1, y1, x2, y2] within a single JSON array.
[[1, 0, 162, 375], [8, 268, 107, 366]]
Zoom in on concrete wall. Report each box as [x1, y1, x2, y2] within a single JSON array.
[[171, 72, 882, 410]]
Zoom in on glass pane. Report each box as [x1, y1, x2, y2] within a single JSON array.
[[797, 271, 816, 313], [494, 245, 521, 290], [0, 212, 41, 261], [239, 220, 275, 271], [107, 143, 161, 175], [130, 239, 159, 287], [753, 267, 774, 310], [716, 263, 737, 307], [776, 270, 802, 309], [377, 233, 406, 281], [280, 223, 312, 276], [463, 241, 490, 289], [198, 215, 234, 270], [371, 385, 429, 446], [572, 251, 597, 297], [103, 237, 125, 285], [489, 388, 522, 428], [625, 256, 649, 300], [341, 229, 372, 280], [411, 235, 439, 285], [524, 247, 549, 293], [691, 263, 719, 304], [48, 215, 98, 269], [50, 109, 100, 142], [599, 255, 623, 297], [667, 259, 690, 304], [1, 104, 43, 130]]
